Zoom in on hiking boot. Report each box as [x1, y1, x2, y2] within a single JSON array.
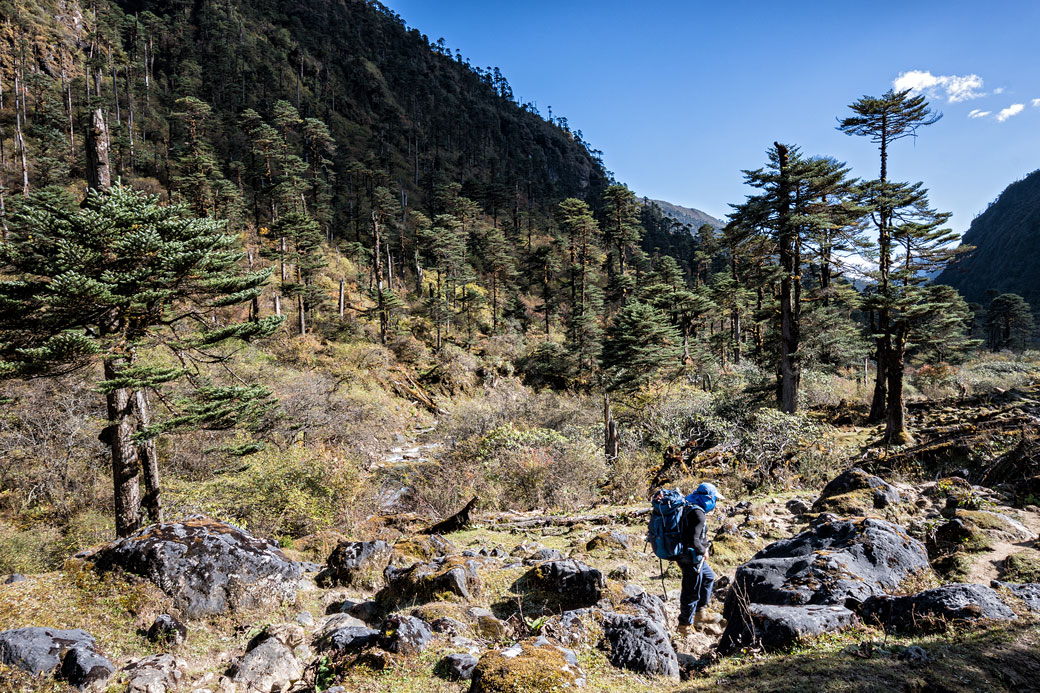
[[694, 607, 722, 625], [676, 623, 694, 637]]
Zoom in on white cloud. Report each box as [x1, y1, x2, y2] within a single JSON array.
[[996, 104, 1025, 122], [1033, 98, 1040, 107], [968, 109, 991, 119], [893, 70, 985, 102], [993, 87, 1005, 95]]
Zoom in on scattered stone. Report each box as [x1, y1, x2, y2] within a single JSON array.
[[382, 556, 483, 605], [899, 645, 929, 663], [338, 598, 381, 624], [315, 540, 393, 591], [602, 612, 679, 680], [523, 547, 565, 565], [296, 611, 314, 627], [431, 617, 468, 635], [718, 604, 858, 654], [813, 467, 901, 514], [724, 517, 931, 617], [0, 627, 102, 677], [991, 581, 1040, 612], [4, 574, 26, 584], [227, 635, 302, 693], [470, 640, 585, 692], [147, 614, 187, 646], [314, 625, 379, 653], [123, 654, 184, 693], [249, 624, 305, 650], [379, 614, 432, 655], [59, 645, 115, 689], [862, 583, 1016, 633], [523, 559, 605, 608], [317, 613, 369, 636], [441, 652, 478, 681], [543, 609, 594, 646], [608, 565, 631, 581], [87, 516, 301, 619]]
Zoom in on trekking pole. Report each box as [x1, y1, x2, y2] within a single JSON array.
[[659, 557, 667, 600]]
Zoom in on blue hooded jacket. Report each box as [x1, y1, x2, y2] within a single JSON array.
[[686, 482, 721, 513]]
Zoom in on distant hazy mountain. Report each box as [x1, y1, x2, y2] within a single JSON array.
[[649, 199, 724, 231], [936, 169, 1040, 307]]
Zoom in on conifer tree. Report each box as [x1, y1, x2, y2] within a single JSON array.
[[838, 89, 943, 441], [0, 186, 281, 537], [985, 293, 1035, 351]]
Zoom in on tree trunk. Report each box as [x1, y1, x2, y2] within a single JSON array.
[[603, 392, 619, 461], [776, 144, 799, 413], [86, 109, 111, 192], [104, 358, 142, 537], [373, 211, 387, 345], [133, 389, 163, 524], [883, 331, 912, 445]]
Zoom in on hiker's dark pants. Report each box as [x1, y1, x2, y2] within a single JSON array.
[[678, 558, 715, 625]]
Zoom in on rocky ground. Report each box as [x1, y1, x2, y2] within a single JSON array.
[[4, 395, 1040, 692]]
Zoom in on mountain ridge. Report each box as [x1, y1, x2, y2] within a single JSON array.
[[937, 168, 1040, 308]]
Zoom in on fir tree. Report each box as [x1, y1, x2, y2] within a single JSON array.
[[0, 185, 282, 537]]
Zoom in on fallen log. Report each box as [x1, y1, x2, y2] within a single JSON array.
[[490, 507, 650, 530]]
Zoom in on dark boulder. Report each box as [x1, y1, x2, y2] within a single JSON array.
[[602, 612, 679, 680], [381, 556, 483, 605], [991, 581, 1040, 612], [316, 540, 393, 591], [147, 614, 187, 646], [4, 574, 26, 584], [0, 627, 102, 677], [723, 517, 930, 620], [523, 559, 605, 608], [813, 467, 901, 514], [862, 583, 1016, 633], [59, 645, 115, 689], [618, 589, 668, 631], [440, 652, 478, 680], [379, 614, 432, 655], [718, 604, 858, 654], [786, 499, 812, 515], [88, 516, 301, 619]]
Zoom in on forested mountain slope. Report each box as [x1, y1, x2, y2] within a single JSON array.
[[1, 0, 609, 220], [938, 169, 1040, 307]]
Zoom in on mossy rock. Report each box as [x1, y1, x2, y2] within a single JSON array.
[[1002, 550, 1040, 583], [410, 601, 469, 624], [380, 555, 482, 607], [392, 534, 457, 563], [812, 487, 879, 517], [471, 642, 580, 693]]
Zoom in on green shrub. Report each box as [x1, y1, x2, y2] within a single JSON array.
[[165, 446, 369, 539]]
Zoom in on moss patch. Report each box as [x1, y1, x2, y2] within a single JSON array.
[[471, 643, 577, 692], [710, 533, 758, 570], [813, 488, 878, 517]]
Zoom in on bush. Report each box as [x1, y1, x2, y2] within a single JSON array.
[[164, 446, 370, 540], [412, 423, 604, 515]]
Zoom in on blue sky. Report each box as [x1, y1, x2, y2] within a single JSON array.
[[380, 0, 1040, 235]]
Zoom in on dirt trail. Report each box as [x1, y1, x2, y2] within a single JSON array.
[[966, 507, 1040, 585]]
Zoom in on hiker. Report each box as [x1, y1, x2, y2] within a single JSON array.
[[677, 482, 723, 634], [648, 481, 725, 634]]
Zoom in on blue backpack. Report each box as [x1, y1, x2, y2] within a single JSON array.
[[647, 489, 691, 561]]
